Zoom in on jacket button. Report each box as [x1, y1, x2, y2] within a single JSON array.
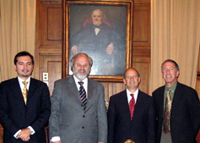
[[82, 126, 84, 129], [83, 115, 85, 117]]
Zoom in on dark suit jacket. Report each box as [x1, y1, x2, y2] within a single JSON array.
[[70, 23, 125, 75], [49, 76, 107, 143], [70, 23, 123, 53], [0, 78, 51, 143], [153, 82, 200, 143], [107, 90, 156, 143]]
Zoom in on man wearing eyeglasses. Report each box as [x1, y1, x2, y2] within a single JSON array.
[[107, 68, 156, 143]]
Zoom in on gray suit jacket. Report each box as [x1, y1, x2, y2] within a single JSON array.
[[49, 76, 107, 143]]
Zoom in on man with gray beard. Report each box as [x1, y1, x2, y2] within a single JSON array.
[[49, 53, 107, 143]]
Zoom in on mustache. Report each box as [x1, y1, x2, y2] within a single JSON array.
[[78, 69, 86, 73]]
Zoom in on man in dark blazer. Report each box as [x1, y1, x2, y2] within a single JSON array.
[[49, 53, 107, 143], [153, 59, 200, 143], [0, 51, 51, 142], [107, 68, 156, 143]]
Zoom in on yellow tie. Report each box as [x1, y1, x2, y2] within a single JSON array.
[[22, 81, 28, 104]]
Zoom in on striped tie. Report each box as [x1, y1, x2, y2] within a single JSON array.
[[78, 82, 87, 110], [22, 81, 28, 104]]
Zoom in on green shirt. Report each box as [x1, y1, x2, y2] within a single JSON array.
[[163, 82, 177, 110], [162, 82, 177, 130]]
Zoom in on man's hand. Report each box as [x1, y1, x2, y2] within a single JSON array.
[[98, 142, 104, 143], [71, 46, 78, 54], [52, 141, 62, 143], [20, 136, 30, 142], [17, 128, 31, 141], [106, 43, 114, 55]]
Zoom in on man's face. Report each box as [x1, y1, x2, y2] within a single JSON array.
[[123, 69, 141, 92], [162, 61, 179, 87], [14, 56, 34, 80], [73, 54, 91, 80], [91, 10, 102, 26]]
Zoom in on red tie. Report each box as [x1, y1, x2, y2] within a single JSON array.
[[129, 94, 135, 120]]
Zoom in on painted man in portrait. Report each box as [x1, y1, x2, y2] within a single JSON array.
[[70, 8, 125, 75]]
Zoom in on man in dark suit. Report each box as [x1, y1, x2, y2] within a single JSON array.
[[70, 9, 125, 75], [49, 53, 107, 143], [0, 51, 51, 142], [153, 59, 200, 143], [107, 68, 156, 143]]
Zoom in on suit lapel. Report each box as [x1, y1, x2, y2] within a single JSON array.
[[10, 78, 26, 105], [10, 78, 22, 96], [171, 82, 182, 114], [134, 90, 142, 115], [27, 78, 37, 100], [121, 90, 131, 119], [87, 78, 94, 100], [157, 86, 165, 122], [25, 78, 40, 106], [68, 76, 82, 104], [115, 90, 131, 120], [132, 90, 146, 121], [158, 86, 165, 105], [66, 77, 99, 111], [172, 82, 181, 102], [84, 79, 95, 111]]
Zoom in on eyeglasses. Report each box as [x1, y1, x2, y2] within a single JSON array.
[[125, 75, 139, 79]]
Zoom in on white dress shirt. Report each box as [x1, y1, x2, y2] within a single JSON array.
[[73, 75, 88, 98], [126, 88, 139, 104], [94, 28, 101, 35]]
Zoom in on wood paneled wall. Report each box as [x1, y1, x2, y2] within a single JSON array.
[[35, 0, 62, 95], [35, 0, 151, 103], [0, 0, 199, 143]]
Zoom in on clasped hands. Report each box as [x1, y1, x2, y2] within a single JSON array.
[[17, 128, 32, 142]]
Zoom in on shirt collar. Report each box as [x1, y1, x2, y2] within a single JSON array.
[[18, 76, 31, 83], [73, 75, 88, 85], [126, 88, 139, 103], [17, 76, 31, 89], [165, 82, 177, 93]]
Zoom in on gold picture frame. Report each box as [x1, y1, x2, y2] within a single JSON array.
[[62, 0, 134, 82]]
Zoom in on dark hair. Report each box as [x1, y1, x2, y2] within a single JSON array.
[[69, 53, 93, 72], [123, 67, 140, 78], [161, 59, 179, 71], [14, 51, 34, 65]]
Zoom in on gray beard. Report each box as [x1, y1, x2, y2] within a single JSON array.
[[75, 73, 88, 80]]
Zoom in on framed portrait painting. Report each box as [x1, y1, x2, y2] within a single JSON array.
[[63, 0, 134, 82]]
